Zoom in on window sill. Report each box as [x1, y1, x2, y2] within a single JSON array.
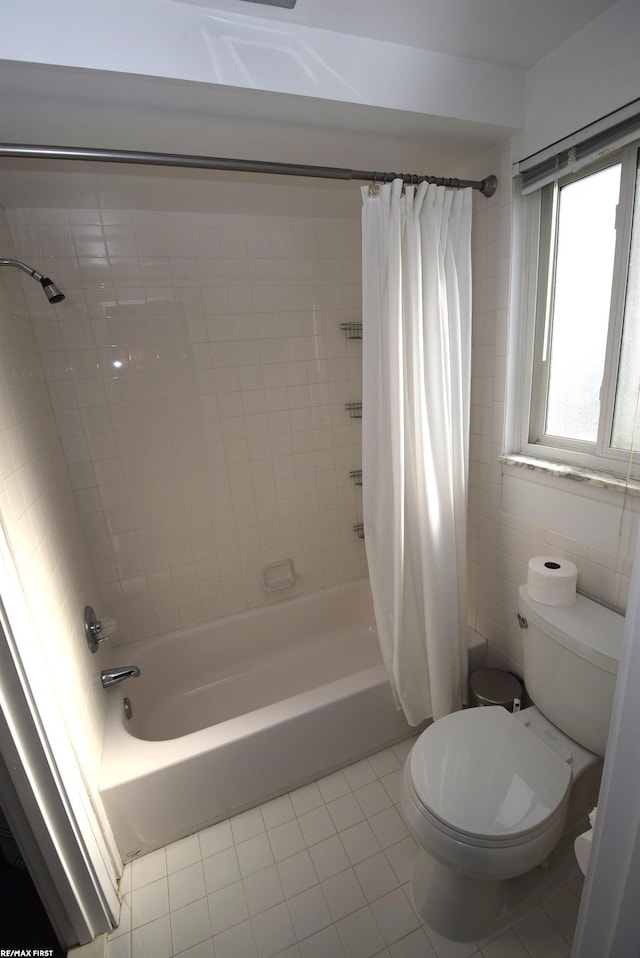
[[499, 453, 640, 499]]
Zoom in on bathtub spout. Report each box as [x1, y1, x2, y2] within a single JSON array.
[[100, 666, 141, 688]]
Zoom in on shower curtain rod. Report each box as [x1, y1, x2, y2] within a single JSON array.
[[0, 143, 498, 197]]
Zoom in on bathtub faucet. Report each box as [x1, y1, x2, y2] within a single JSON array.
[[100, 666, 141, 688]]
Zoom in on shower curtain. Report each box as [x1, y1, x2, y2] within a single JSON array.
[[361, 179, 472, 725]]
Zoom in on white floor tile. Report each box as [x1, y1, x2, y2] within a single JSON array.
[[290, 782, 324, 816], [368, 749, 402, 778], [276, 849, 319, 897], [203, 846, 241, 893], [174, 941, 215, 958], [251, 902, 297, 958], [327, 793, 366, 831], [307, 834, 351, 881], [480, 928, 529, 958], [110, 896, 132, 938], [317, 770, 351, 803], [343, 760, 377, 791], [106, 934, 131, 958], [391, 739, 416, 764], [340, 821, 382, 866], [168, 862, 206, 911], [166, 834, 202, 873], [244, 864, 286, 916], [236, 833, 276, 877], [130, 847, 167, 889], [118, 863, 132, 897], [287, 884, 333, 940], [379, 770, 403, 804], [369, 888, 421, 944], [322, 868, 367, 921], [424, 926, 480, 958], [198, 820, 234, 859], [542, 887, 581, 942], [368, 807, 410, 849], [261, 794, 297, 830], [298, 806, 337, 846], [130, 915, 173, 958], [105, 738, 581, 958], [268, 819, 307, 862], [354, 781, 393, 818], [130, 876, 170, 929], [170, 898, 212, 953], [389, 927, 438, 958], [354, 852, 399, 903], [231, 807, 266, 844], [336, 904, 386, 958], [513, 908, 571, 958], [208, 880, 250, 934], [299, 925, 347, 958], [213, 919, 258, 958]]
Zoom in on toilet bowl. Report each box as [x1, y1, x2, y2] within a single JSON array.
[[400, 584, 625, 941], [402, 706, 573, 880]]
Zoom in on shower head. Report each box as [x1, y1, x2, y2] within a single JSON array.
[[0, 258, 65, 304], [40, 277, 65, 304]]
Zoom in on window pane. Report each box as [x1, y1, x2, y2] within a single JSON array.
[[612, 161, 640, 452], [545, 164, 621, 442]]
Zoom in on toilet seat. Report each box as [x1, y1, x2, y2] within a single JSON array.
[[408, 706, 572, 845]]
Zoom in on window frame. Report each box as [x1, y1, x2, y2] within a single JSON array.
[[517, 141, 640, 481]]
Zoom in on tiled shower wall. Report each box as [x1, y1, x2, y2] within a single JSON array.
[[7, 208, 366, 646], [0, 209, 108, 799]]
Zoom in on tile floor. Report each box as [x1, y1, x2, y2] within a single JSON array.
[[106, 738, 583, 958]]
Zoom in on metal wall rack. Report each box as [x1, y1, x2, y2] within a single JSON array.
[[345, 402, 362, 419], [340, 322, 363, 340]]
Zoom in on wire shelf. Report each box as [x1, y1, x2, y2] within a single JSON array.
[[353, 522, 365, 539], [350, 469, 363, 486], [340, 322, 363, 340], [345, 402, 362, 419]]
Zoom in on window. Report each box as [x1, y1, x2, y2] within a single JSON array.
[[519, 140, 640, 479]]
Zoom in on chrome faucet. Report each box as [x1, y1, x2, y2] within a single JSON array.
[[100, 666, 141, 688]]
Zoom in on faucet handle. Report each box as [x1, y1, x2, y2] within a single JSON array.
[[84, 605, 116, 653]]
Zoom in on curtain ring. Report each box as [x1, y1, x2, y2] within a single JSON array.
[[369, 172, 380, 197]]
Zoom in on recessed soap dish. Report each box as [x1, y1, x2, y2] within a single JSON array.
[[262, 559, 295, 592]]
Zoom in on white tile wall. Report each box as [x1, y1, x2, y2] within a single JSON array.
[[7, 209, 366, 645], [0, 210, 108, 802], [5, 160, 633, 714]]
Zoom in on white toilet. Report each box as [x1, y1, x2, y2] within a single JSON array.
[[401, 584, 625, 942]]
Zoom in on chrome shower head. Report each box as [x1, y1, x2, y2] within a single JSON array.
[[40, 277, 65, 304], [0, 258, 65, 304]]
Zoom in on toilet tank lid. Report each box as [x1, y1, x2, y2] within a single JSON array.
[[518, 585, 624, 675]]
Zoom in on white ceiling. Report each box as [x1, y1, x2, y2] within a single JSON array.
[[0, 0, 625, 214], [174, 0, 621, 68]]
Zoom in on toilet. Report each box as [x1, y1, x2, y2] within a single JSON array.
[[401, 584, 625, 942]]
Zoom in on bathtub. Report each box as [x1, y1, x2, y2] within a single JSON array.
[[99, 578, 417, 859]]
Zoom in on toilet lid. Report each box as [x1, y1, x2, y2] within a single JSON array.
[[409, 707, 572, 842]]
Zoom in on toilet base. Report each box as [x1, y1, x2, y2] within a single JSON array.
[[409, 823, 585, 942]]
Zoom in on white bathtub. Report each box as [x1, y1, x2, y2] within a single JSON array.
[[99, 579, 417, 860]]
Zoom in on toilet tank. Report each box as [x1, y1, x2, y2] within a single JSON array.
[[518, 585, 625, 756]]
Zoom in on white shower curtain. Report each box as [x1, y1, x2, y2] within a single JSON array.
[[361, 179, 472, 725]]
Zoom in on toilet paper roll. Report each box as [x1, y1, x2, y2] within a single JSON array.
[[527, 556, 578, 607], [574, 828, 593, 876]]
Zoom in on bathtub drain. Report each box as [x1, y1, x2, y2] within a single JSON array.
[[123, 697, 133, 720]]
